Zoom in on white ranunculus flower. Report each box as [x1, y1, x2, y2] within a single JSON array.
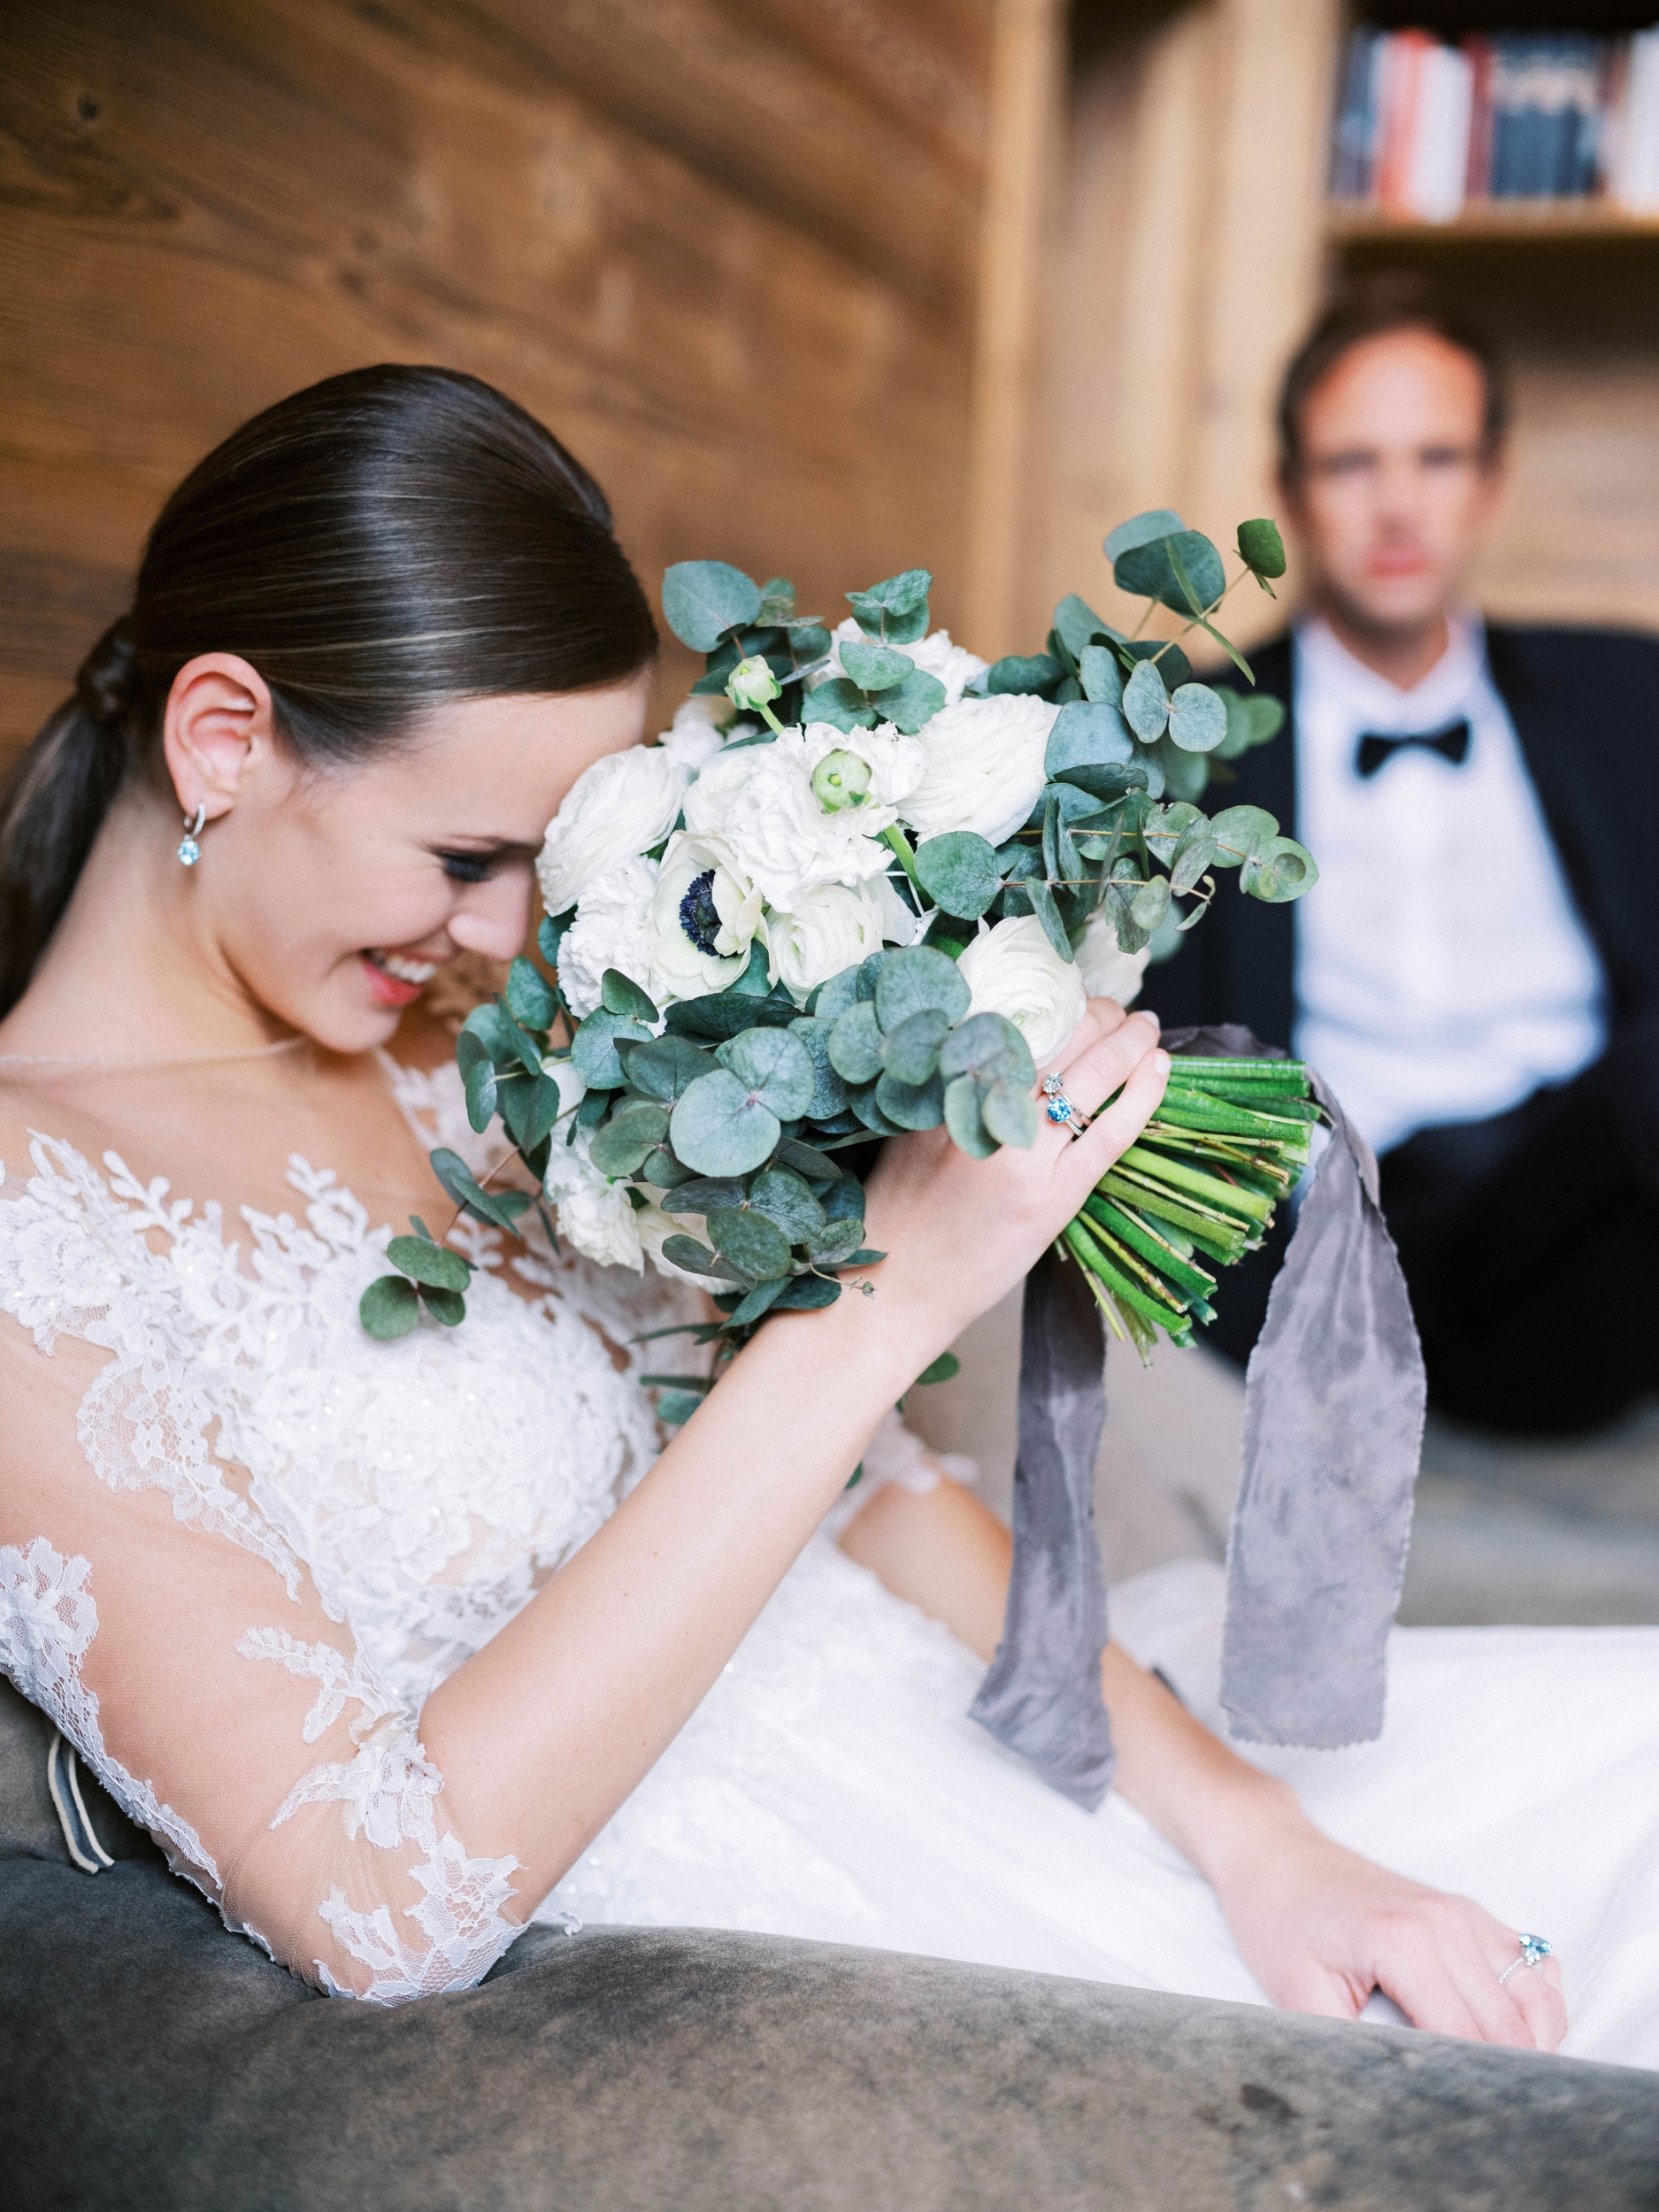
[[643, 832, 761, 1000], [557, 856, 663, 1018], [819, 618, 988, 709], [682, 734, 895, 910], [543, 1126, 643, 1271], [799, 719, 924, 813], [902, 694, 1060, 849], [873, 868, 926, 947], [956, 913, 1087, 1066], [1075, 910, 1151, 1008], [763, 881, 884, 999], [537, 745, 689, 917], [659, 695, 732, 771]]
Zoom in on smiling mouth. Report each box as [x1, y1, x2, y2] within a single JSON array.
[[366, 949, 442, 987]]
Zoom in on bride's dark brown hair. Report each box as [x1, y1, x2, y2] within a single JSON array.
[[0, 364, 657, 1018]]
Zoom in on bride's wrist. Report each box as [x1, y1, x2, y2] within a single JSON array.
[[1184, 1771, 1312, 1897]]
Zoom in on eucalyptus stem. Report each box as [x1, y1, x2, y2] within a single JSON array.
[[880, 822, 926, 896]]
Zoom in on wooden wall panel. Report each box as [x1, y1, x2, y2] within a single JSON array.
[[0, 0, 992, 769]]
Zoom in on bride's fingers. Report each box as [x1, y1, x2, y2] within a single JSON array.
[[1047, 1018, 1167, 1186], [1486, 1947, 1567, 2053], [1046, 997, 1133, 1078]]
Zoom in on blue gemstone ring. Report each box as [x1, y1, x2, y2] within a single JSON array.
[[1041, 1073, 1091, 1140], [1498, 1933, 1553, 1988]]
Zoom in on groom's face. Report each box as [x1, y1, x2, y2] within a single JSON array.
[[1283, 327, 1508, 639]]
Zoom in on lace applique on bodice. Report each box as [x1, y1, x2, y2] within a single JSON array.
[[0, 1059, 689, 2001]]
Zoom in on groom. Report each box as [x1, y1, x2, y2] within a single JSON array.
[[1142, 285, 1659, 1437]]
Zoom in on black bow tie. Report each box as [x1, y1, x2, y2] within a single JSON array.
[[1355, 718, 1471, 780]]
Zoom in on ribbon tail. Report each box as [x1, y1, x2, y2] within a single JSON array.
[[969, 1246, 1114, 1809]]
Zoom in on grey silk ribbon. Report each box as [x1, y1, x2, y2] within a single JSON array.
[[970, 1024, 1426, 1808]]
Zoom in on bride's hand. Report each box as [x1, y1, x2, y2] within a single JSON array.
[[1213, 1808, 1568, 2051], [857, 999, 1168, 1346]]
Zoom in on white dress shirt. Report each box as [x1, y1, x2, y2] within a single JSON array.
[[1292, 612, 1607, 1157]]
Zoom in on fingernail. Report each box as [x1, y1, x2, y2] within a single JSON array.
[[1141, 1010, 1161, 1033], [1151, 1049, 1170, 1074]]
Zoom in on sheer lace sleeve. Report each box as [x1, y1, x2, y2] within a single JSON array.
[[0, 1135, 525, 2001]]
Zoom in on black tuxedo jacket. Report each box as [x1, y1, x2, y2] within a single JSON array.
[[1140, 625, 1659, 1056]]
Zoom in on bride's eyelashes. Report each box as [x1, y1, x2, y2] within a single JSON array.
[[438, 850, 495, 884]]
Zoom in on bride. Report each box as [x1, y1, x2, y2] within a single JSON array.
[[0, 366, 1650, 2063]]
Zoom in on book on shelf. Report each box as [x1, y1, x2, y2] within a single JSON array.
[[1330, 23, 1659, 220]]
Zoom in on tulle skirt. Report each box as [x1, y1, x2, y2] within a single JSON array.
[[541, 1541, 1659, 2069]]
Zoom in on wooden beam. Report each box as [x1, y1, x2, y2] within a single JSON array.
[[964, 0, 1064, 657]]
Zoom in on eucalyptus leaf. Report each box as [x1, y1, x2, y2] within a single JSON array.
[[716, 1025, 815, 1118], [505, 956, 557, 1032], [839, 638, 914, 692], [1165, 682, 1228, 754], [757, 575, 797, 621], [806, 1216, 866, 1263], [462, 1056, 497, 1133], [588, 1100, 671, 1178], [987, 653, 1063, 695], [938, 1010, 1034, 1088], [1052, 592, 1124, 665], [656, 1388, 710, 1425], [725, 1276, 793, 1327], [943, 1073, 997, 1156], [879, 1007, 949, 1087], [659, 1233, 739, 1281], [1025, 875, 1073, 961], [1131, 874, 1171, 931], [538, 909, 574, 970], [660, 1176, 747, 1214], [430, 1148, 532, 1235], [572, 1009, 656, 1088], [772, 1276, 843, 1311], [828, 1001, 884, 1084], [801, 677, 877, 733], [360, 1276, 421, 1339], [1078, 644, 1124, 707], [787, 1016, 851, 1118], [1122, 660, 1171, 743], [1215, 686, 1286, 759], [1124, 638, 1194, 690], [913, 831, 1001, 919], [386, 1236, 472, 1293], [623, 1033, 714, 1103], [1241, 834, 1319, 902], [1170, 826, 1219, 895], [748, 1167, 826, 1242], [419, 1286, 465, 1327], [1114, 528, 1226, 614], [849, 1079, 904, 1134], [512, 1071, 564, 1155], [846, 568, 931, 645], [869, 667, 946, 734], [664, 991, 795, 1041], [982, 1079, 1039, 1148], [1045, 700, 1133, 779], [1237, 517, 1286, 580], [1132, 741, 1167, 802], [662, 559, 762, 651], [670, 1069, 780, 1177], [813, 966, 864, 1023], [600, 968, 659, 1022], [914, 1352, 961, 1386], [818, 1176, 865, 1223], [876, 1069, 946, 1130], [641, 1146, 693, 1188], [705, 1207, 794, 1281], [873, 945, 971, 1030], [775, 1136, 841, 1182], [1103, 509, 1186, 564], [1208, 804, 1279, 868], [1157, 737, 1211, 803]]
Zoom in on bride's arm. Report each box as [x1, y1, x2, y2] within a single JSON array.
[[419, 1005, 1167, 1894], [838, 1476, 1568, 2055]]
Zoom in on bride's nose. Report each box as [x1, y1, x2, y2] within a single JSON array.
[[447, 871, 536, 963]]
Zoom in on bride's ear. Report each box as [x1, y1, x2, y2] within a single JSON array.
[[161, 654, 278, 825]]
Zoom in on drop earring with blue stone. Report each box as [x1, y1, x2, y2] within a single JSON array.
[[177, 802, 206, 867]]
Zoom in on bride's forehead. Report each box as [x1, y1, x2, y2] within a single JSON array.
[[303, 687, 648, 809]]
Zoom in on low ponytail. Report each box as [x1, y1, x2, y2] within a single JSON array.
[[0, 365, 657, 1023], [0, 618, 143, 1018]]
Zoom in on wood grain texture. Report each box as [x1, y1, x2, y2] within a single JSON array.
[[0, 0, 992, 769]]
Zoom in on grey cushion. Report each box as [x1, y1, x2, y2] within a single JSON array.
[[4, 1678, 1655, 2211]]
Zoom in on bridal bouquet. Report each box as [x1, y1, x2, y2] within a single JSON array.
[[362, 513, 1321, 1391]]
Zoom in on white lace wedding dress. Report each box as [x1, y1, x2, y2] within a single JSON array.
[[2, 1054, 1655, 2064]]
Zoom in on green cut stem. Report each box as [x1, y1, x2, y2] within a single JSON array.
[[880, 823, 926, 898], [1078, 1211, 1197, 1315], [1082, 1194, 1216, 1302], [1101, 1167, 1248, 1254], [1118, 1143, 1274, 1224], [1064, 1218, 1190, 1337]]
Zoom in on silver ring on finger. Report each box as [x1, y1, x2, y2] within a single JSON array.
[[1497, 1932, 1552, 1988], [1041, 1074, 1093, 1141]]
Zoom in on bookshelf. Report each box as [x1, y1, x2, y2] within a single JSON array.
[[1328, 200, 1659, 240]]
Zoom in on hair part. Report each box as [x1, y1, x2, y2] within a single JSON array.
[[1277, 278, 1510, 480], [0, 365, 657, 1018]]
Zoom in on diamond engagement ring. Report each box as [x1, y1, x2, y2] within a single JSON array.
[[1041, 1074, 1091, 1140], [1497, 1932, 1553, 1988]]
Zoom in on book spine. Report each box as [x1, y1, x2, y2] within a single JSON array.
[[1464, 36, 1494, 200]]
